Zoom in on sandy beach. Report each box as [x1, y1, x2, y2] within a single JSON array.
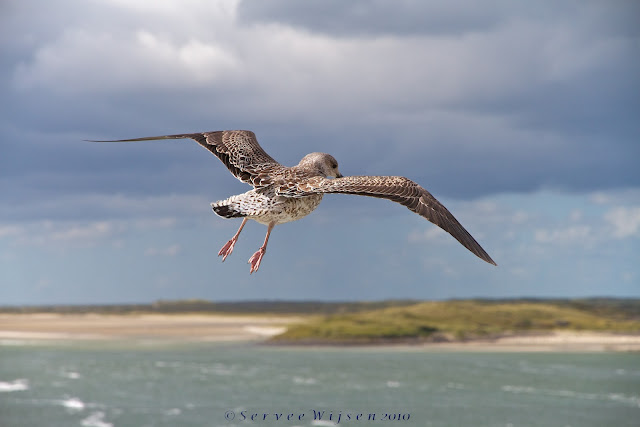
[[415, 331, 640, 352], [0, 313, 296, 342], [1, 313, 639, 351]]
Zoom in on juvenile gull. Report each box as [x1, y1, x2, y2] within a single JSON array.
[[90, 130, 496, 272]]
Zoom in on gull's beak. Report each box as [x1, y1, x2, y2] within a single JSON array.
[[336, 172, 343, 178]]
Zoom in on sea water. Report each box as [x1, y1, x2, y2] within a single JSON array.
[[0, 341, 638, 426]]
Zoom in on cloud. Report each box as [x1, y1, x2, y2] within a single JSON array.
[[144, 244, 181, 256], [239, 0, 640, 46], [1, 1, 640, 304], [13, 29, 238, 95], [406, 198, 528, 245], [534, 226, 592, 244], [238, 0, 521, 37], [9, 1, 638, 126], [5, 220, 119, 248], [604, 206, 640, 239], [408, 227, 448, 244], [590, 189, 640, 207], [0, 191, 207, 223], [0, 225, 22, 238], [3, 0, 637, 205], [2, 217, 178, 249]]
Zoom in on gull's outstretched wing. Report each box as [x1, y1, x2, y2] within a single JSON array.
[[285, 175, 497, 265], [88, 130, 282, 188]]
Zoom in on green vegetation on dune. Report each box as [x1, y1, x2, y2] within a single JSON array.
[[271, 300, 640, 344]]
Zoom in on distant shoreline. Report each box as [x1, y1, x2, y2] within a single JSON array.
[[0, 313, 296, 343], [269, 331, 640, 352], [1, 313, 639, 351]]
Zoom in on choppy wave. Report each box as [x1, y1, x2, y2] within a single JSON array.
[[155, 360, 241, 377], [154, 360, 183, 368], [201, 362, 235, 376], [81, 411, 113, 427], [293, 376, 317, 385], [61, 397, 86, 411], [446, 382, 466, 390], [0, 378, 29, 392], [164, 407, 182, 416], [62, 371, 81, 379], [502, 385, 640, 407]]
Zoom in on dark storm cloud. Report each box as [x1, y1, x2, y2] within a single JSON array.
[[238, 0, 640, 39], [237, 0, 515, 36], [2, 0, 639, 227]]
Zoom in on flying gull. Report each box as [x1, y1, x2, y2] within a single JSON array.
[[90, 130, 496, 272]]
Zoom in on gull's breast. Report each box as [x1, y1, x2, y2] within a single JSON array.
[[252, 194, 324, 225]]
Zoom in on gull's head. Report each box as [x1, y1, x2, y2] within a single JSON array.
[[299, 152, 343, 178]]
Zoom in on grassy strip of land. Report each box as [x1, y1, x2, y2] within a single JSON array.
[[270, 299, 640, 344], [0, 299, 419, 316]]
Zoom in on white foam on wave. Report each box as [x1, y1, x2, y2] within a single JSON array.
[[607, 393, 640, 407], [81, 411, 113, 427], [0, 379, 29, 392], [501, 385, 536, 394], [154, 360, 184, 368], [292, 376, 317, 385], [386, 380, 400, 388], [61, 397, 86, 411], [62, 371, 81, 379], [199, 363, 234, 376], [446, 382, 466, 390], [502, 385, 640, 407]]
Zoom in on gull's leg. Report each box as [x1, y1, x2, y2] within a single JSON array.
[[218, 218, 248, 262], [248, 222, 275, 274]]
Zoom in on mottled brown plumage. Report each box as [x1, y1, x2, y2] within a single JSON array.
[[281, 175, 496, 266], [89, 130, 496, 271]]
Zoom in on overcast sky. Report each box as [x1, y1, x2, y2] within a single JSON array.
[[1, 0, 639, 305]]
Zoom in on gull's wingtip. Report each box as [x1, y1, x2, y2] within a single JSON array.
[[477, 250, 497, 266]]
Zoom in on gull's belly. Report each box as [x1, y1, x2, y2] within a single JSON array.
[[251, 194, 324, 225]]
